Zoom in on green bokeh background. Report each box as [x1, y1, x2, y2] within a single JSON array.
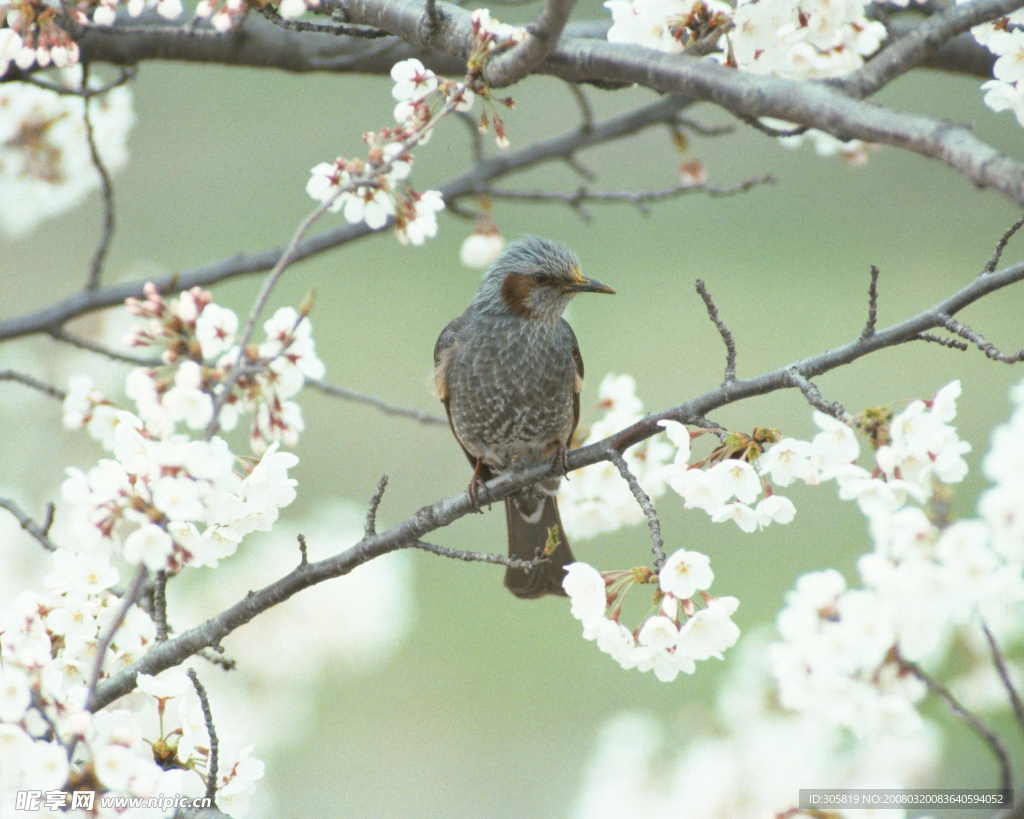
[[4, 13, 1024, 816]]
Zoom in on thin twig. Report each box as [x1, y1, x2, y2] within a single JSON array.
[[306, 378, 448, 426], [984, 213, 1024, 275], [297, 533, 309, 566], [695, 279, 737, 384], [153, 570, 169, 641], [197, 647, 237, 671], [980, 619, 1024, 738], [454, 110, 485, 166], [901, 656, 1012, 791], [608, 449, 666, 569], [0, 497, 60, 552], [860, 264, 880, 341], [22, 66, 137, 96], [934, 313, 1024, 363], [675, 116, 734, 138], [917, 332, 969, 350], [204, 200, 335, 439], [0, 370, 67, 401], [785, 368, 850, 422], [407, 539, 547, 570], [48, 327, 163, 367], [738, 114, 808, 138], [562, 154, 598, 183], [365, 475, 389, 537], [186, 668, 219, 804], [87, 565, 149, 703], [564, 79, 594, 132], [486, 175, 772, 217], [81, 64, 117, 292]]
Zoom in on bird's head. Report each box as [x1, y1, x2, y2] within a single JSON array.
[[473, 235, 615, 322]]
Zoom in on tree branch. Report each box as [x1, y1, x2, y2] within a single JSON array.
[[186, 668, 219, 805], [484, 175, 773, 220], [835, 0, 1023, 98], [484, 0, 578, 87], [900, 655, 1013, 791], [0, 370, 67, 400], [608, 450, 666, 569], [0, 497, 59, 552], [980, 619, 1024, 739], [28, 0, 1024, 203], [0, 94, 690, 342], [695, 278, 737, 384], [306, 378, 447, 426], [86, 251, 1024, 714]]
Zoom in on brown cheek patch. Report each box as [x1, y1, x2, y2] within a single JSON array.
[[500, 272, 536, 318]]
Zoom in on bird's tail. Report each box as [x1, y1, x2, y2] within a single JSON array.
[[503, 481, 575, 599]]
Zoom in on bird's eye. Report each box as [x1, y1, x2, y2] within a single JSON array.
[[534, 272, 551, 285]]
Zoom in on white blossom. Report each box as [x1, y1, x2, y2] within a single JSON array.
[[390, 58, 438, 101], [659, 549, 713, 599]]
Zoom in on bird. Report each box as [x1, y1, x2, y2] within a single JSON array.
[[433, 236, 615, 599]]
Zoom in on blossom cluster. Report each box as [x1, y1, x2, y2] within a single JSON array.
[[0, 68, 134, 238], [970, 4, 1024, 127], [559, 374, 675, 539], [570, 377, 1022, 817], [1, 2, 80, 73], [771, 380, 1024, 737], [105, 282, 326, 450], [305, 56, 452, 245], [306, 12, 524, 244], [0, 606, 264, 817], [563, 551, 741, 682], [560, 375, 1006, 690], [0, 287, 326, 814], [604, 0, 886, 160], [662, 422, 799, 532], [60, 284, 321, 571], [66, 0, 319, 37], [570, 641, 941, 819]]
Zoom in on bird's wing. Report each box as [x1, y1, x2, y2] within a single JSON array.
[[433, 315, 484, 472], [433, 315, 465, 401], [565, 320, 585, 446]]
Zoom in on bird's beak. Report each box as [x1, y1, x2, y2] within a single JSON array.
[[563, 270, 615, 295]]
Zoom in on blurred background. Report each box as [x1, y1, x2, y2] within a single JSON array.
[[3, 3, 1024, 814]]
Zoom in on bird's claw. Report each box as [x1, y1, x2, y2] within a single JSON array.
[[468, 458, 491, 512], [467, 476, 490, 512], [551, 443, 570, 479]]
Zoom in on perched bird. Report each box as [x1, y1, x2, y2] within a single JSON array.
[[434, 236, 615, 598]]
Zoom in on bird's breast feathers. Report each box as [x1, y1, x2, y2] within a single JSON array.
[[439, 314, 580, 469]]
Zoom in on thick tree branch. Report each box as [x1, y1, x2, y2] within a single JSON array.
[[484, 0, 578, 87], [87, 253, 1024, 713], [51, 10, 987, 80], [835, 0, 1023, 97], [338, 0, 1024, 203], [15, 0, 1019, 203], [548, 39, 1024, 204]]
